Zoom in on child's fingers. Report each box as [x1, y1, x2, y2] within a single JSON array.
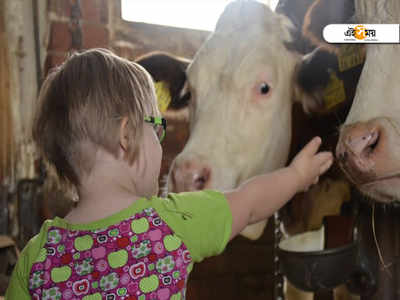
[[301, 136, 322, 157], [315, 151, 333, 165], [313, 151, 333, 175], [319, 157, 333, 175]]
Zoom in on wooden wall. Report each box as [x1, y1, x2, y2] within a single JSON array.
[[0, 0, 14, 183]]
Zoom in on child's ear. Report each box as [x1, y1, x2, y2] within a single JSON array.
[[119, 117, 130, 152]]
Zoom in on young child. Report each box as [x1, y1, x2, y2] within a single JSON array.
[[5, 48, 333, 300]]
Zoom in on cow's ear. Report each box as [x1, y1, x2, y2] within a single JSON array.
[[302, 0, 355, 53], [135, 52, 192, 111], [294, 47, 338, 113]]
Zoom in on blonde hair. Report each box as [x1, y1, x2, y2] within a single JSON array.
[[32, 48, 158, 187]]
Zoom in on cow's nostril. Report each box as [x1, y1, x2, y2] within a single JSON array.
[[337, 122, 385, 184], [342, 126, 380, 158], [194, 176, 206, 190], [369, 133, 379, 151], [193, 168, 210, 190], [363, 130, 379, 157], [169, 161, 211, 192], [337, 151, 348, 163], [343, 151, 348, 161]]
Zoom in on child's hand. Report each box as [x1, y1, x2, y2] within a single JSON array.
[[289, 137, 333, 192]]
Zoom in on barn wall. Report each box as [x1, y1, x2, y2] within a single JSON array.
[[45, 0, 110, 70], [2, 0, 43, 187], [110, 2, 210, 60], [44, 0, 210, 71], [0, 1, 13, 183]]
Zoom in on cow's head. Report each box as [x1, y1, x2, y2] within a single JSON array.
[[302, 0, 400, 203], [172, 1, 300, 192], [298, 0, 400, 203], [138, 0, 333, 239]]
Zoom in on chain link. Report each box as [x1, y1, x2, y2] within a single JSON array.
[[274, 211, 284, 299]]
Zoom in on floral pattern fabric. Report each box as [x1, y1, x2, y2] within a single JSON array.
[[28, 207, 192, 300]]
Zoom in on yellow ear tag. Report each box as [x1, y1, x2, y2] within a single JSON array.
[[338, 44, 366, 72], [154, 81, 172, 113], [323, 72, 346, 111]]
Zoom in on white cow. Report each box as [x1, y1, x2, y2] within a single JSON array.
[[168, 0, 307, 240], [303, 0, 400, 298], [336, 0, 400, 203]]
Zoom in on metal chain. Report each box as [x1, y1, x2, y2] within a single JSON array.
[[274, 211, 284, 300]]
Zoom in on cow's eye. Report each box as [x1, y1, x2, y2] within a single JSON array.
[[259, 82, 270, 95]]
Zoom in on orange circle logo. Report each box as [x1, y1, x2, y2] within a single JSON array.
[[354, 25, 366, 40]]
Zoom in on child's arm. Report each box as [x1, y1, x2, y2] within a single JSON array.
[[225, 137, 333, 240]]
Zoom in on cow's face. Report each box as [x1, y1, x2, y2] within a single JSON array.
[[335, 0, 400, 203], [290, 0, 400, 203], [168, 2, 299, 195]]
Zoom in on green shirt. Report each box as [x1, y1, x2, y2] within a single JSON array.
[[5, 190, 232, 299]]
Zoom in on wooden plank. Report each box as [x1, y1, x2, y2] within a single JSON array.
[[0, 4, 14, 182], [0, 235, 14, 248]]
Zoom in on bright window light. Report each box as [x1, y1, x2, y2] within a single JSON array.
[[121, 0, 279, 32]]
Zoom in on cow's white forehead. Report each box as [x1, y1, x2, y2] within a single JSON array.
[[214, 0, 293, 43], [187, 0, 295, 82]]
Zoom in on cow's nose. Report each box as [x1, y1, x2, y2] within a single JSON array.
[[336, 122, 380, 175], [169, 159, 211, 192]]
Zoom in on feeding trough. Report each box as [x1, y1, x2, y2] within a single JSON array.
[[277, 216, 377, 295]]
